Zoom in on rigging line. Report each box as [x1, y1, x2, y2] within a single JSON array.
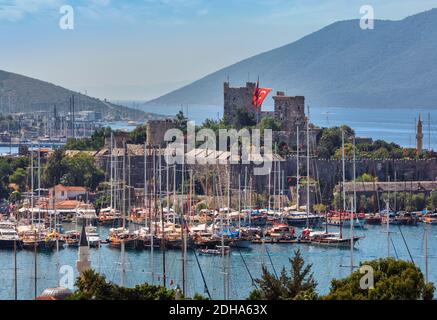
[[192, 250, 212, 300], [265, 245, 278, 279], [397, 225, 414, 264], [237, 246, 258, 289], [390, 237, 399, 260]]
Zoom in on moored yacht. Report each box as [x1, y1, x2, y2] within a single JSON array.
[[0, 221, 21, 249]]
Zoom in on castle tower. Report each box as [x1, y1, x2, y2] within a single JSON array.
[[76, 224, 91, 274], [416, 115, 423, 151], [223, 82, 259, 126], [273, 92, 306, 132]]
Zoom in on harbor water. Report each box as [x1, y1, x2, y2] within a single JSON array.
[[0, 223, 435, 300]]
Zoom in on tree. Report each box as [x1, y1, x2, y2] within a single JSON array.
[[355, 173, 377, 182], [175, 111, 188, 132], [60, 154, 105, 190], [234, 108, 257, 128], [69, 269, 195, 300], [64, 127, 111, 151], [128, 125, 147, 144], [313, 203, 327, 214], [427, 190, 437, 210], [42, 149, 66, 187], [324, 258, 435, 300], [43, 151, 104, 190], [9, 168, 27, 191], [248, 249, 318, 300]]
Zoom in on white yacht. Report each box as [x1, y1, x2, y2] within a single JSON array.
[[0, 221, 21, 249]]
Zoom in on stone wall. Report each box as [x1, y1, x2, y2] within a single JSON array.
[[146, 119, 176, 147], [223, 82, 259, 126]]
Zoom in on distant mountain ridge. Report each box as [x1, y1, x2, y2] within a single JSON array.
[[147, 9, 437, 108], [0, 70, 163, 120]]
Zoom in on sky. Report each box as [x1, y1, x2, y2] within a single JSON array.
[[1, 0, 437, 101]]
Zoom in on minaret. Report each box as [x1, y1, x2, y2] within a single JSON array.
[[76, 224, 91, 274], [416, 115, 423, 151]]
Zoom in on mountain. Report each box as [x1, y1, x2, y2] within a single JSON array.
[[147, 9, 437, 109], [0, 70, 163, 120]]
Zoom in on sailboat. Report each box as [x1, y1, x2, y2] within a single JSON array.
[[285, 125, 321, 227], [99, 133, 122, 226], [303, 130, 362, 248], [108, 144, 141, 250]]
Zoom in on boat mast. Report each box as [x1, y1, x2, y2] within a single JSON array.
[[386, 199, 390, 258], [37, 144, 41, 230], [110, 133, 113, 211], [144, 143, 147, 230], [341, 130, 345, 239], [159, 148, 166, 288], [151, 147, 156, 285], [425, 223, 429, 284], [306, 108, 310, 229], [120, 144, 127, 287], [30, 146, 34, 225], [350, 137, 356, 274], [238, 174, 241, 230], [14, 238, 17, 300], [296, 126, 300, 212]]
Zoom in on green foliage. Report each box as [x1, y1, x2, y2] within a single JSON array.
[[233, 108, 257, 128], [42, 149, 65, 187], [9, 168, 27, 191], [332, 192, 343, 211], [0, 156, 29, 199], [315, 126, 354, 158], [324, 258, 435, 300], [128, 125, 147, 144], [175, 111, 188, 132], [64, 127, 111, 151], [427, 190, 437, 210], [69, 269, 202, 300], [60, 154, 105, 190], [355, 173, 377, 182], [313, 203, 327, 213], [9, 191, 22, 203], [248, 249, 318, 300], [43, 151, 104, 190], [258, 116, 281, 132]]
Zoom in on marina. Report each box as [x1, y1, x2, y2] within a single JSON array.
[[0, 222, 435, 300]]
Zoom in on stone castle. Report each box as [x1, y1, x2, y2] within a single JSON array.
[[223, 82, 319, 149]]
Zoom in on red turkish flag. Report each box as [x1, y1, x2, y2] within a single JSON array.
[[252, 84, 272, 108]]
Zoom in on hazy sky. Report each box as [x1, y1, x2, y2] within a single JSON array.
[[1, 0, 437, 101]]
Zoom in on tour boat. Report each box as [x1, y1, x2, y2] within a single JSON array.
[[0, 221, 21, 249], [197, 246, 230, 256], [301, 229, 362, 248], [285, 211, 321, 227], [64, 230, 80, 247], [364, 213, 382, 225], [422, 213, 437, 225], [85, 225, 101, 248]]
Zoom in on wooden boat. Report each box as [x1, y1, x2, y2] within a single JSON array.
[[64, 230, 80, 247], [108, 228, 142, 250], [285, 211, 321, 227], [301, 229, 362, 248], [365, 214, 382, 225], [423, 213, 437, 225], [393, 212, 418, 226], [264, 223, 296, 241], [197, 246, 230, 256]]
